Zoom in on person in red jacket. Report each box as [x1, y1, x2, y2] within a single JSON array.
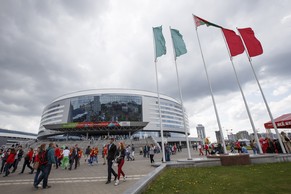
[[3, 148, 16, 177], [54, 144, 61, 169], [19, 147, 34, 174], [262, 138, 269, 154], [235, 141, 242, 153], [102, 145, 108, 165]]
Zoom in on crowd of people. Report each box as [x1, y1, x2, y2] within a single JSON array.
[[195, 131, 291, 155], [1, 132, 291, 190], [0, 138, 142, 189]]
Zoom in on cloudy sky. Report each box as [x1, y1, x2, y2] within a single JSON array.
[[1, 0, 291, 141]]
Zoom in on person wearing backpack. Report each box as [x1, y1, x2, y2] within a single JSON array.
[[34, 143, 55, 189]]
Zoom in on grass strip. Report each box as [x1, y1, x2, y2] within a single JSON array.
[[143, 162, 291, 194]]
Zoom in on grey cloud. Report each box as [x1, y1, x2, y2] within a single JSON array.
[[0, 0, 290, 137]]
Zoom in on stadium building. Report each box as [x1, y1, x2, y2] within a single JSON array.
[[38, 89, 191, 143], [0, 128, 37, 147]]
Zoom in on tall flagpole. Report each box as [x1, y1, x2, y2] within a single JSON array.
[[153, 28, 166, 162], [194, 26, 227, 154], [220, 29, 263, 154], [237, 28, 286, 154], [169, 27, 192, 160], [154, 61, 166, 162]]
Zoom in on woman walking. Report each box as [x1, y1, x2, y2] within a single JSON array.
[[115, 142, 126, 186], [149, 144, 155, 163]]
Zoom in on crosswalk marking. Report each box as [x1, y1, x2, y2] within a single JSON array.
[[0, 175, 146, 186]]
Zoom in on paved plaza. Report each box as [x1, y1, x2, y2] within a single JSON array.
[[0, 148, 201, 194]]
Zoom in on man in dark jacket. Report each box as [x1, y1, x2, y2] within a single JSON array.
[[69, 144, 80, 170], [105, 137, 117, 184]]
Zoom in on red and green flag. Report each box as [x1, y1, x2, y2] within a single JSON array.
[[193, 15, 222, 29]]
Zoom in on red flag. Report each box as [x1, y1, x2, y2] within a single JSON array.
[[237, 28, 263, 57], [222, 28, 244, 57]]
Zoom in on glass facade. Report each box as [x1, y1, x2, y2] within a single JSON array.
[[69, 95, 142, 122], [38, 89, 190, 139]]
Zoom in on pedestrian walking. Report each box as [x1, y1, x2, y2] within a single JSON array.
[[105, 137, 117, 184], [149, 144, 155, 163], [0, 149, 9, 174], [54, 144, 61, 169], [12, 145, 24, 173], [115, 142, 126, 186], [198, 144, 204, 156], [34, 142, 55, 189], [69, 144, 80, 170], [102, 145, 107, 165], [3, 148, 16, 177], [61, 146, 70, 169], [33, 147, 41, 187], [84, 146, 91, 162], [19, 147, 34, 174]]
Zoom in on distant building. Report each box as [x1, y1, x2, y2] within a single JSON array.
[[227, 133, 236, 142], [215, 131, 222, 144], [0, 128, 37, 147], [236, 130, 250, 140], [196, 124, 206, 141]]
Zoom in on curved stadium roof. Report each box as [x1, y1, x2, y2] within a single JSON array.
[[50, 88, 179, 104]]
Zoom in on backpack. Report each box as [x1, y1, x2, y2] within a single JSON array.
[[38, 150, 48, 165]]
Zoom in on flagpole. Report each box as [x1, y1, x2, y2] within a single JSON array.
[[154, 61, 166, 162], [237, 28, 286, 154], [220, 29, 263, 154], [194, 26, 227, 154], [153, 28, 166, 162], [169, 26, 192, 160]]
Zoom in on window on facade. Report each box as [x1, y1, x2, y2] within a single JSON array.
[[69, 95, 142, 122]]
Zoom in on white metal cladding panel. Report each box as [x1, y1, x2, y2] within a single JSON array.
[[42, 105, 65, 116], [142, 95, 154, 122], [39, 99, 70, 132], [40, 115, 63, 125], [142, 96, 186, 133]]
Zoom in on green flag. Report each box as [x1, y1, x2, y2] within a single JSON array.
[[170, 28, 187, 58], [153, 26, 166, 59]]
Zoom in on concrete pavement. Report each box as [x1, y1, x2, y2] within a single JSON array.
[[0, 148, 201, 194]]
